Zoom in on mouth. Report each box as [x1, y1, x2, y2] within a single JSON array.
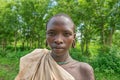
[[53, 46, 64, 49], [52, 46, 64, 51]]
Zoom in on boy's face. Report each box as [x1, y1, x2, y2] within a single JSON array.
[[46, 16, 75, 56]]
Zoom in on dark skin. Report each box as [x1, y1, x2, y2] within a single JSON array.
[[46, 15, 94, 80]]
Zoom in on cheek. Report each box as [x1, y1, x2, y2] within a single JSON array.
[[46, 36, 53, 45], [66, 37, 74, 46]]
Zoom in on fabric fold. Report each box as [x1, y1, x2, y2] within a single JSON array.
[[15, 49, 75, 80]]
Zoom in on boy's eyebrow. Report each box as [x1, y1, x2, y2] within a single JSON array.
[[64, 30, 74, 34], [47, 29, 55, 32]]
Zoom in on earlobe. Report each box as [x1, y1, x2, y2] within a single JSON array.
[[72, 40, 76, 48], [72, 33, 76, 48], [74, 33, 76, 38]]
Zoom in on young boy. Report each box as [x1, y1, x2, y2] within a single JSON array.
[[15, 14, 94, 80]]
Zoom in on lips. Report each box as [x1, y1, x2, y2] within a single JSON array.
[[52, 46, 64, 49], [52, 46, 64, 52]]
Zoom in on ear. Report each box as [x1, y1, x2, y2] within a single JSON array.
[[73, 33, 76, 39], [72, 33, 76, 48], [72, 39, 76, 48]]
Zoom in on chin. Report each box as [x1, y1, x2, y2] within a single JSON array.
[[52, 49, 65, 56]]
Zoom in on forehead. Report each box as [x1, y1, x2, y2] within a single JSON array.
[[47, 16, 74, 31]]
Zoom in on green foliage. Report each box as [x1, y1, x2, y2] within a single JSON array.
[[70, 48, 82, 60], [70, 48, 91, 63], [0, 50, 32, 80], [95, 72, 120, 80], [91, 46, 120, 74], [0, 0, 120, 55], [0, 0, 120, 79], [113, 31, 120, 47]]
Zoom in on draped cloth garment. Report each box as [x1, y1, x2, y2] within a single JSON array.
[[15, 49, 75, 80]]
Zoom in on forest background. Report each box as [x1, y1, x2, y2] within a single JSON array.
[[0, 0, 120, 80]]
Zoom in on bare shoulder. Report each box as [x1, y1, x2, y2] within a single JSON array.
[[79, 62, 94, 72], [73, 60, 95, 80], [72, 60, 93, 71]]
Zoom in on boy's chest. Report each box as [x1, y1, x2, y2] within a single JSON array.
[[61, 63, 82, 80]]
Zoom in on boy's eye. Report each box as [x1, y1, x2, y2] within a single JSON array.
[[47, 31, 56, 36], [64, 32, 72, 37]]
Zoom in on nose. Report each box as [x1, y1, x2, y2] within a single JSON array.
[[54, 34, 63, 45]]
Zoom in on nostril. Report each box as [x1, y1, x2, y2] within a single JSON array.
[[54, 35, 63, 44], [54, 40, 63, 44]]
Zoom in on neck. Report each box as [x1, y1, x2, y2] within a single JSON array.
[[50, 51, 70, 62]]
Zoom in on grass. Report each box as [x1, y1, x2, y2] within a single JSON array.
[[0, 56, 19, 80], [95, 73, 120, 80], [0, 49, 120, 80], [0, 50, 32, 80]]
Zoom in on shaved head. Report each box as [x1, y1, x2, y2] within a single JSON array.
[[46, 13, 75, 32]]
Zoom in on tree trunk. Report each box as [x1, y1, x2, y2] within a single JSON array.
[[101, 25, 105, 46], [38, 35, 40, 48], [14, 31, 17, 52], [26, 39, 29, 50], [2, 39, 6, 51], [85, 40, 90, 56], [30, 38, 32, 49], [80, 33, 84, 54], [30, 38, 33, 49], [22, 39, 25, 51], [108, 26, 115, 46]]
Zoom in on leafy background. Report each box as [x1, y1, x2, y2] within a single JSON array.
[[0, 0, 120, 80]]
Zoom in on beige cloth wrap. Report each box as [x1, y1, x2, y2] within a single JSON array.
[[15, 49, 75, 80]]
